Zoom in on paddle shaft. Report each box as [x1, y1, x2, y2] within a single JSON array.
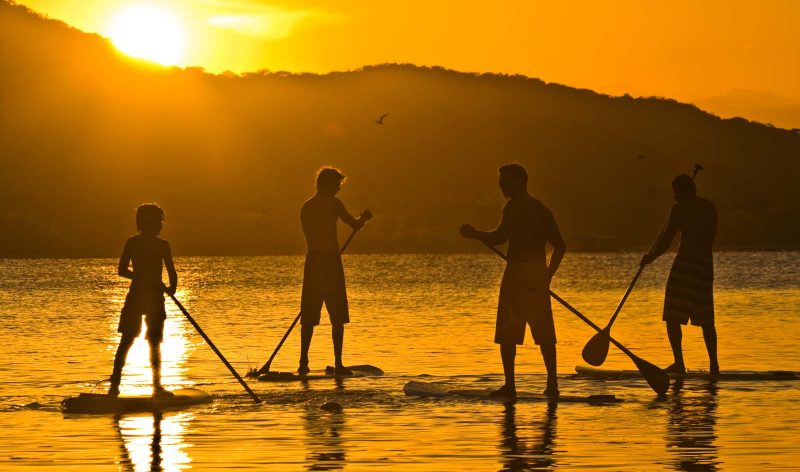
[[258, 226, 363, 374], [605, 264, 644, 328], [479, 240, 669, 394], [168, 293, 262, 404], [480, 241, 639, 359], [340, 226, 361, 254]]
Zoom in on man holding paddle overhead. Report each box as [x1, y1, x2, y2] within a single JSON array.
[[460, 163, 566, 398], [299, 167, 371, 376], [641, 170, 718, 375]]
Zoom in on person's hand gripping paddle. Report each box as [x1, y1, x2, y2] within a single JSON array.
[[581, 263, 644, 366]]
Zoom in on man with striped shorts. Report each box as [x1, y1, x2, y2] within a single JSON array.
[[641, 174, 719, 374]]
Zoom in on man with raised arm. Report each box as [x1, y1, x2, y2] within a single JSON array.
[[461, 163, 566, 398], [299, 167, 371, 376], [641, 174, 718, 374]]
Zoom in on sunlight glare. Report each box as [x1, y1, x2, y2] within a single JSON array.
[[108, 6, 185, 66], [114, 301, 192, 396]]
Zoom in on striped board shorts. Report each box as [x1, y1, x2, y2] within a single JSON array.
[[663, 255, 714, 326]]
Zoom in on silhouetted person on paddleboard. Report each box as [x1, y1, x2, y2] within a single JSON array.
[[299, 167, 371, 376], [641, 175, 718, 374], [461, 163, 566, 398], [108, 203, 178, 398]]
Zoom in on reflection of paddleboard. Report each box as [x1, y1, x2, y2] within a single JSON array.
[[575, 365, 800, 381], [62, 388, 212, 414], [258, 364, 384, 382], [403, 381, 621, 404]]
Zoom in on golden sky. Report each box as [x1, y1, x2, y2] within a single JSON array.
[[18, 0, 800, 128]]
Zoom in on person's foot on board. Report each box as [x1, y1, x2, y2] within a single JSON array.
[[153, 386, 175, 398], [489, 384, 517, 399], [298, 361, 311, 376], [665, 363, 687, 374], [543, 378, 560, 398], [709, 362, 720, 376], [107, 383, 120, 398]]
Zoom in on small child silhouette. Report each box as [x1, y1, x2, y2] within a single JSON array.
[[108, 203, 178, 397]]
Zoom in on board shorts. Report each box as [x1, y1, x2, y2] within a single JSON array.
[[118, 289, 167, 343], [663, 255, 715, 326], [300, 251, 350, 326], [495, 262, 556, 346]]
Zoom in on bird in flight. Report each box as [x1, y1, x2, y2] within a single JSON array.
[[373, 113, 389, 125]]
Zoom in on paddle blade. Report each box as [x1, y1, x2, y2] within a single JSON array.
[[630, 354, 671, 395], [582, 328, 611, 366]]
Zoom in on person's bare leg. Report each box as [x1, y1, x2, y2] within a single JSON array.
[[331, 323, 352, 375], [702, 324, 719, 374], [299, 323, 314, 375], [540, 343, 558, 396], [491, 343, 517, 398], [150, 340, 173, 397], [666, 321, 686, 373], [109, 333, 136, 397]]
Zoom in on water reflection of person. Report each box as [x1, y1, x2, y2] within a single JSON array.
[[303, 402, 347, 471], [499, 401, 557, 471], [666, 380, 719, 471], [114, 411, 164, 472]]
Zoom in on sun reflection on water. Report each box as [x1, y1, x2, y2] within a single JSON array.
[[116, 412, 193, 471], [107, 288, 195, 396]]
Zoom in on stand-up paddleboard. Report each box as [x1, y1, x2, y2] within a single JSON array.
[[403, 381, 621, 404], [575, 365, 800, 381], [258, 365, 384, 382], [62, 388, 212, 414]]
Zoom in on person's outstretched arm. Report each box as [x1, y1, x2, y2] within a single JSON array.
[[642, 206, 679, 265], [163, 241, 178, 296], [460, 205, 510, 246], [118, 239, 134, 280], [545, 209, 566, 283]]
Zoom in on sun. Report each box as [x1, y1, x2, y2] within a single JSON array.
[[108, 6, 185, 66]]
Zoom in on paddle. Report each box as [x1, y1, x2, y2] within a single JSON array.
[[167, 293, 262, 404], [478, 240, 670, 395], [581, 263, 644, 366], [253, 216, 370, 377], [692, 162, 704, 179]]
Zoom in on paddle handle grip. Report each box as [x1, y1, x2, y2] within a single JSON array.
[[169, 294, 262, 404]]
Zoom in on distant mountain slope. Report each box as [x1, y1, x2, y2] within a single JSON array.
[[2, 0, 799, 256]]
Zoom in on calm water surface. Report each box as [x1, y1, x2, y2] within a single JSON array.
[[1, 252, 799, 470]]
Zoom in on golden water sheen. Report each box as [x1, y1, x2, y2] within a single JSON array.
[[1, 252, 798, 470]]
